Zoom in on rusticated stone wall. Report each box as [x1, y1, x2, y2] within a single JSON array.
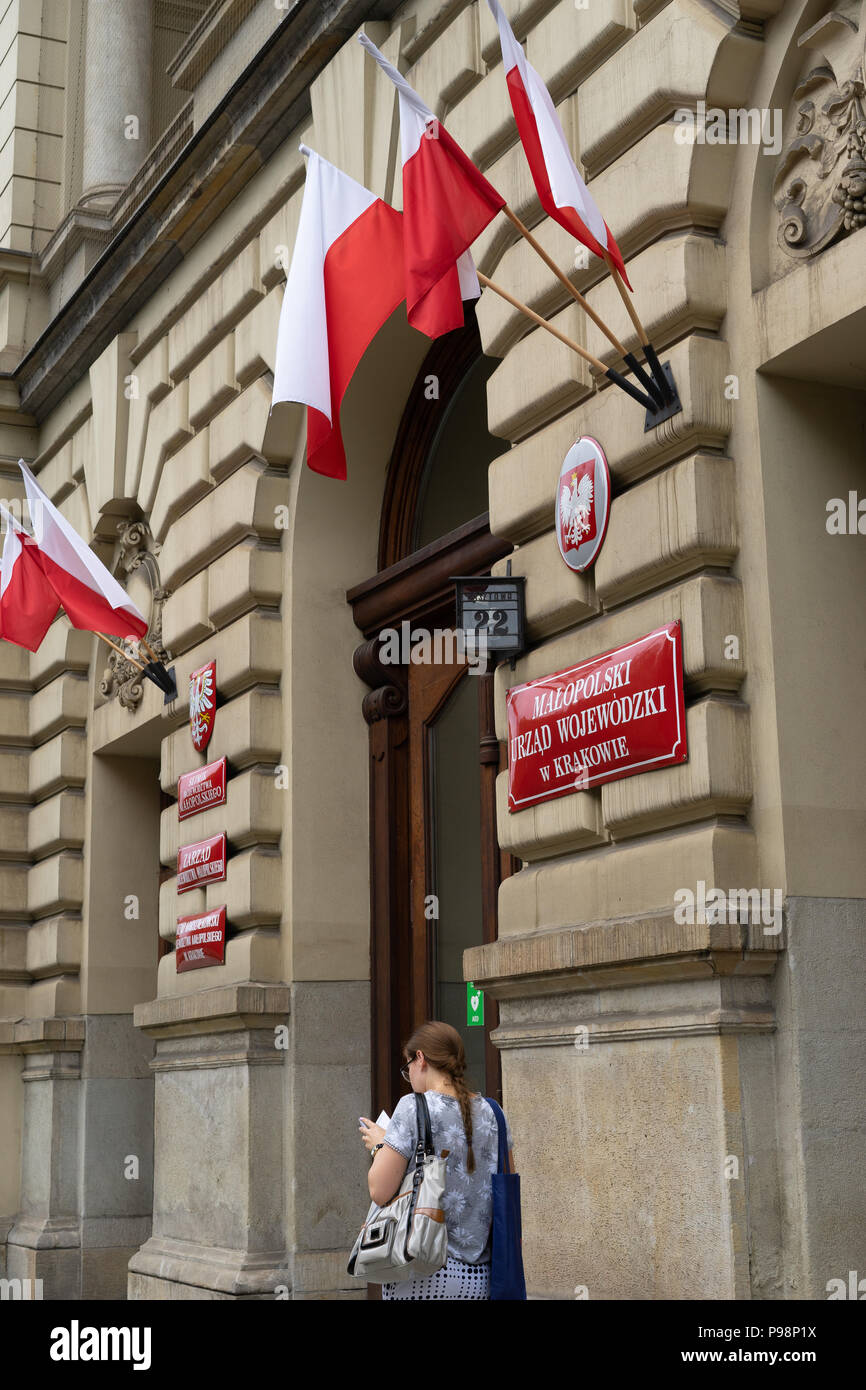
[[0, 0, 863, 1301]]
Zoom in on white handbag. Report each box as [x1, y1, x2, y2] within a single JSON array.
[[348, 1093, 449, 1283]]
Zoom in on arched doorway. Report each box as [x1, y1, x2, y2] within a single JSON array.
[[348, 310, 513, 1115]]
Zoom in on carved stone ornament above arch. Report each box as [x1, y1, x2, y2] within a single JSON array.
[[774, 0, 866, 261], [99, 518, 172, 712]]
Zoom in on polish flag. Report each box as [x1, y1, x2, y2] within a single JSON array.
[[271, 146, 406, 481], [487, 0, 631, 288], [19, 460, 148, 639], [0, 506, 59, 652], [359, 35, 505, 338]]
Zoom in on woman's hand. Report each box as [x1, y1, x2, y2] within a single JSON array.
[[358, 1118, 386, 1154]]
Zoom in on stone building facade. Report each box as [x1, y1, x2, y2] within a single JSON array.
[[0, 0, 863, 1300]]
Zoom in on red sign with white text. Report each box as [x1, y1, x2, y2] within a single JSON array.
[[506, 622, 687, 811], [176, 905, 226, 972], [177, 756, 227, 821], [177, 832, 227, 894]]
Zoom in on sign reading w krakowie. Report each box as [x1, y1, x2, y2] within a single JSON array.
[[177, 756, 227, 821], [176, 906, 227, 973], [506, 622, 687, 811]]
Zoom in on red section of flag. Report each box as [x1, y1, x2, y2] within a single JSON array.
[[505, 69, 631, 289], [402, 122, 505, 338], [0, 532, 59, 651], [307, 198, 406, 480], [33, 548, 148, 639]]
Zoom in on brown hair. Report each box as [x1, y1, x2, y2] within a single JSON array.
[[404, 1020, 476, 1173]]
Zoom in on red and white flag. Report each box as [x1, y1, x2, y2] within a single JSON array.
[[0, 505, 59, 652], [19, 460, 148, 639], [271, 146, 406, 480], [359, 35, 505, 338], [487, 0, 631, 288]]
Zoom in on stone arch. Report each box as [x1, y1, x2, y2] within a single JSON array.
[[278, 308, 429, 991]]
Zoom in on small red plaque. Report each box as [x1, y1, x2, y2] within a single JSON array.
[[506, 621, 687, 811], [177, 756, 227, 821], [177, 832, 227, 894], [175, 905, 227, 972]]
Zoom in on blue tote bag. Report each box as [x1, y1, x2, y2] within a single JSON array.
[[484, 1096, 527, 1300]]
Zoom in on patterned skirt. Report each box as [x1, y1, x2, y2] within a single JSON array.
[[382, 1255, 490, 1301]]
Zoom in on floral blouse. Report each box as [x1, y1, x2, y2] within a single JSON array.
[[383, 1092, 514, 1264]]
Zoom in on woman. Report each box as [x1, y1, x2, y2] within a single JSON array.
[[358, 1019, 515, 1301]]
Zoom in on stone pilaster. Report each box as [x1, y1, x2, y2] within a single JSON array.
[[128, 985, 290, 1299]]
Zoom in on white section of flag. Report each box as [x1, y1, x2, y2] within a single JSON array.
[[271, 145, 378, 425], [358, 33, 433, 164], [0, 504, 23, 600], [487, 0, 608, 249], [19, 460, 146, 625]]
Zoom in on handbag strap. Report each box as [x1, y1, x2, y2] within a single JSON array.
[[414, 1091, 434, 1156], [410, 1091, 434, 1194], [484, 1096, 508, 1175]]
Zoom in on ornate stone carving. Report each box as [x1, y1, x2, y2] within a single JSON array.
[[774, 2, 866, 259], [99, 519, 171, 712]]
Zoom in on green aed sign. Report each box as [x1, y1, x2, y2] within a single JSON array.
[[466, 981, 484, 1027]]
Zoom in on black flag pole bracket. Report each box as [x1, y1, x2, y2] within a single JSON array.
[[622, 351, 665, 409], [639, 353, 681, 428], [142, 662, 178, 704]]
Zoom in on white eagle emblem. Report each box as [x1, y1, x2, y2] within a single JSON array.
[[559, 469, 594, 549], [189, 661, 216, 752]]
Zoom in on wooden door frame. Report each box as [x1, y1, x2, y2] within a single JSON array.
[[348, 516, 511, 1114]]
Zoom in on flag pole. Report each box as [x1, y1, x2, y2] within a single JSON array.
[[97, 631, 178, 700], [501, 206, 664, 407], [476, 272, 657, 410], [97, 632, 147, 672], [604, 254, 674, 404]]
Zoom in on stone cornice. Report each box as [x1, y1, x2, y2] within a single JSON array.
[[11, 0, 406, 421], [463, 911, 785, 998], [168, 0, 261, 90], [134, 982, 290, 1037], [0, 248, 43, 291], [0, 1015, 86, 1053]]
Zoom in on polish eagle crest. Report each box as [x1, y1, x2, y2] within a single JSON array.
[[189, 660, 216, 752], [559, 462, 597, 550]]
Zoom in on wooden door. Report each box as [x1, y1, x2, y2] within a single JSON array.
[[407, 651, 507, 1100], [349, 519, 512, 1114]]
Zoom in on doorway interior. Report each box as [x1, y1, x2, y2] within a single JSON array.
[[348, 310, 513, 1114]]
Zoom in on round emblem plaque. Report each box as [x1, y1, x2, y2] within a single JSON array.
[[555, 436, 611, 573]]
